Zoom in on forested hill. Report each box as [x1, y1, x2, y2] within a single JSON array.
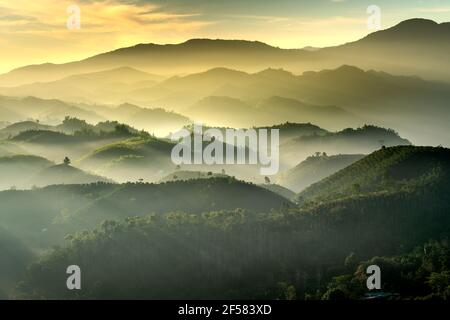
[[66, 177, 293, 226], [0, 177, 293, 251], [10, 148, 450, 300], [297, 146, 450, 203], [15, 177, 450, 299], [277, 154, 365, 193]]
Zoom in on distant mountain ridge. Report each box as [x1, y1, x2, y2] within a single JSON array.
[[29, 164, 112, 187], [1, 19, 449, 86], [0, 95, 190, 136]]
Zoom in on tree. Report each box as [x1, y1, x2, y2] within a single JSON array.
[[352, 183, 361, 194], [428, 271, 450, 299], [278, 282, 297, 300], [63, 157, 71, 166], [115, 124, 130, 135], [322, 288, 347, 300]]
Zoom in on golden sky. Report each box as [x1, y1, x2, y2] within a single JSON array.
[[0, 0, 449, 73]]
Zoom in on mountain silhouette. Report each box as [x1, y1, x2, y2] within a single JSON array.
[[1, 19, 449, 86]]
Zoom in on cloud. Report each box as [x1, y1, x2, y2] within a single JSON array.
[[0, 13, 37, 22], [0, 0, 208, 32], [1, 0, 446, 73], [416, 7, 450, 13], [0, 0, 215, 72]]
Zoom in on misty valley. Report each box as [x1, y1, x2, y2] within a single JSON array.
[[0, 16, 450, 301]]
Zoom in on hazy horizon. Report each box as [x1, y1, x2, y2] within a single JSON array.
[[1, 0, 450, 73]]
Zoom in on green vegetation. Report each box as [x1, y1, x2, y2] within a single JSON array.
[[14, 177, 450, 299], [258, 183, 296, 200], [280, 125, 410, 168], [160, 170, 228, 182], [277, 153, 365, 193], [321, 240, 450, 300], [298, 146, 450, 203], [2, 146, 448, 299], [0, 227, 34, 296], [0, 177, 292, 252], [84, 136, 173, 161], [55, 177, 294, 228], [11, 124, 136, 144], [29, 164, 111, 187]]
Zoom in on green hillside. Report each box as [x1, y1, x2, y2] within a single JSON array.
[[258, 183, 296, 200], [0, 182, 119, 250], [0, 121, 51, 139], [79, 136, 175, 181], [0, 155, 53, 189], [29, 164, 112, 187], [261, 122, 328, 140], [298, 146, 450, 203], [0, 178, 291, 252], [15, 173, 450, 299], [11, 130, 77, 144], [65, 177, 293, 227], [281, 125, 410, 168], [1, 146, 448, 299], [160, 170, 228, 182], [278, 154, 365, 193], [81, 136, 174, 162]]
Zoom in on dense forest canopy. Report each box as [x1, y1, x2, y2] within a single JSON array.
[[2, 146, 448, 300]]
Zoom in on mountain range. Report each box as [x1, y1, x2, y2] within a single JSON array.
[[0, 18, 449, 89], [0, 96, 190, 136], [2, 63, 449, 145], [0, 19, 449, 145]]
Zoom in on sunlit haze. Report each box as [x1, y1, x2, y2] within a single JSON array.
[[1, 0, 450, 72]]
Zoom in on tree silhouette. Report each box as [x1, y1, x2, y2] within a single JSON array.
[[63, 157, 71, 166]]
